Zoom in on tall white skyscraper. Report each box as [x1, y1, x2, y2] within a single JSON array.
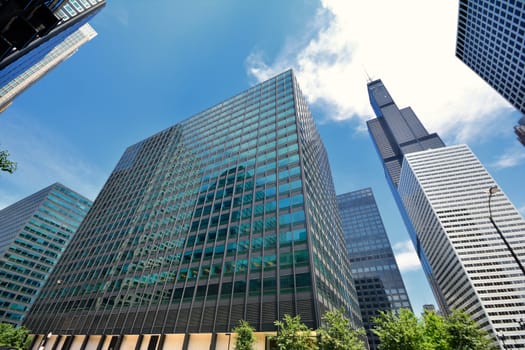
[[367, 79, 525, 349], [398, 145, 525, 349]]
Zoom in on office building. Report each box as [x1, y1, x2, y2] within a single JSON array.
[[0, 0, 105, 110], [455, 0, 525, 116], [0, 183, 92, 325], [0, 23, 97, 111], [337, 188, 411, 350], [24, 70, 362, 350], [366, 79, 445, 188], [368, 79, 525, 349]]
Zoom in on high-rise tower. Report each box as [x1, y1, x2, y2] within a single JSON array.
[[337, 188, 411, 350], [0, 23, 97, 111], [366, 79, 445, 188], [455, 0, 525, 116], [0, 183, 92, 326], [25, 70, 361, 350], [367, 79, 525, 349], [0, 0, 105, 111]]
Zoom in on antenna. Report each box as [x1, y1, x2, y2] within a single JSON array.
[[362, 65, 373, 83]]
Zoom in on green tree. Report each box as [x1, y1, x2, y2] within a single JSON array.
[[0, 150, 17, 173], [272, 314, 317, 350], [445, 310, 497, 350], [232, 320, 256, 350], [373, 309, 498, 350], [420, 310, 450, 350], [316, 308, 366, 350], [373, 309, 424, 350], [0, 323, 32, 350]]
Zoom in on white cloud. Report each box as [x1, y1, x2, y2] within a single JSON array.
[[393, 240, 422, 272], [246, 0, 513, 143], [491, 146, 525, 169]]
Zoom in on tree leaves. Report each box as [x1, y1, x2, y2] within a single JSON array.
[[372, 309, 498, 350]]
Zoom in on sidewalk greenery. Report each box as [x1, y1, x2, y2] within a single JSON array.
[[0, 323, 32, 350], [373, 309, 498, 350]]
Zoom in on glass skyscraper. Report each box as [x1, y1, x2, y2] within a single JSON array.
[[456, 0, 525, 116], [0, 183, 92, 326], [368, 79, 525, 349], [25, 70, 361, 350], [337, 188, 411, 350], [0, 0, 105, 111], [0, 23, 97, 111]]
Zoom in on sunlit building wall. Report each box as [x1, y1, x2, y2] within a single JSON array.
[[24, 70, 361, 350], [398, 145, 525, 349], [368, 78, 525, 349]]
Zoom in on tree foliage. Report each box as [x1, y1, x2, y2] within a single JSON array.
[[445, 310, 497, 350], [233, 320, 256, 350], [0, 323, 32, 350], [316, 308, 366, 350], [0, 150, 17, 173], [273, 314, 317, 350], [373, 309, 498, 350]]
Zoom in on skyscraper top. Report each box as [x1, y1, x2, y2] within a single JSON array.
[[367, 79, 445, 187]]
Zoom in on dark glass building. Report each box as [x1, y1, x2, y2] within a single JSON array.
[[366, 79, 445, 189], [25, 70, 361, 350], [337, 188, 411, 350], [0, 183, 92, 325], [455, 0, 525, 116]]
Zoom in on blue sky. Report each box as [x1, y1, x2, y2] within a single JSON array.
[[1, 0, 524, 315]]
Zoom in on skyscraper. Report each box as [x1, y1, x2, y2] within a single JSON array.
[[24, 70, 362, 350], [0, 183, 92, 326], [366, 79, 445, 188], [0, 23, 97, 111], [367, 79, 525, 349], [455, 0, 525, 116], [337, 188, 411, 350], [0, 0, 105, 110]]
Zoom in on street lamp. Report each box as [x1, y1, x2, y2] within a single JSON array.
[[488, 186, 525, 276]]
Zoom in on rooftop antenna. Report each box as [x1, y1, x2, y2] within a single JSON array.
[[362, 65, 373, 83]]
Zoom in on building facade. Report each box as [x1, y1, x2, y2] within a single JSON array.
[[0, 183, 92, 325], [0, 0, 105, 111], [24, 70, 362, 350], [398, 145, 525, 349], [337, 188, 411, 350], [0, 23, 97, 111], [367, 79, 525, 349], [456, 0, 525, 116]]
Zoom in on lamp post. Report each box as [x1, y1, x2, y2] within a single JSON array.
[[488, 186, 525, 276]]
